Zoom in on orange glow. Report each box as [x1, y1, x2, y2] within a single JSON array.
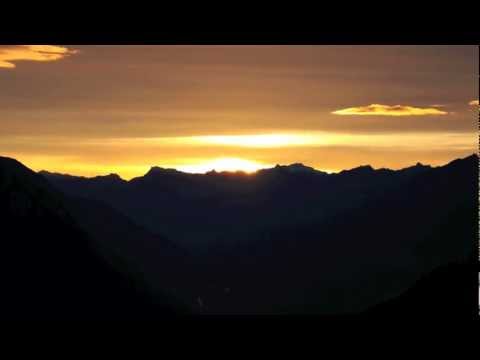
[[0, 45, 78, 69], [106, 131, 474, 150], [188, 134, 314, 148], [2, 130, 476, 180]]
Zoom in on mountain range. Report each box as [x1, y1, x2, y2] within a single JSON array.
[[0, 154, 477, 317]]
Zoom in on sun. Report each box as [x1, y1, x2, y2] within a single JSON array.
[[175, 157, 269, 173]]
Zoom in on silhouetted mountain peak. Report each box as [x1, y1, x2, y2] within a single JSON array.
[[1, 156, 35, 193], [206, 169, 218, 175], [1, 157, 53, 192], [1, 157, 72, 220], [286, 163, 315, 172], [39, 170, 125, 184], [92, 173, 124, 182], [339, 164, 375, 176], [445, 153, 478, 167], [0, 156, 23, 168], [1, 156, 37, 180], [427, 153, 478, 177], [264, 163, 317, 175], [398, 162, 432, 174], [146, 166, 181, 177]]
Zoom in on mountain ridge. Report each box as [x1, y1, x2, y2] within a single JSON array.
[[36, 153, 477, 314], [37, 153, 478, 182]]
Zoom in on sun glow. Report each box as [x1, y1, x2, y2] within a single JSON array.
[[3, 130, 476, 180], [190, 134, 316, 148], [90, 131, 475, 152], [174, 157, 270, 174]]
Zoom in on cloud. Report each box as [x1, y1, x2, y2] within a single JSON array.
[[0, 45, 78, 69], [469, 100, 479, 106], [332, 104, 448, 116]]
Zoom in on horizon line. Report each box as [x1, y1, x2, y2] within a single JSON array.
[[33, 153, 478, 182]]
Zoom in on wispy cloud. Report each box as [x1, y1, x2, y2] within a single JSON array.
[[469, 100, 479, 106], [0, 45, 78, 69], [332, 104, 448, 116]]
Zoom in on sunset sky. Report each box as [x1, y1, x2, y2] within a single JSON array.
[[0, 45, 478, 179]]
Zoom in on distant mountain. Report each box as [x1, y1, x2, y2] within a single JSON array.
[[0, 156, 186, 319], [39, 154, 478, 315], [237, 154, 477, 314], [40, 157, 475, 251]]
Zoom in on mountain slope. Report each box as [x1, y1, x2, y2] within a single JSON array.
[[0, 156, 185, 319], [63, 195, 205, 311]]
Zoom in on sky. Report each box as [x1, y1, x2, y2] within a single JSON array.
[[0, 45, 478, 179]]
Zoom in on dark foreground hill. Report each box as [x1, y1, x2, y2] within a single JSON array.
[[0, 156, 186, 319], [40, 154, 478, 315], [364, 257, 478, 318]]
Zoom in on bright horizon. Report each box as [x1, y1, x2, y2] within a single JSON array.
[[29, 153, 477, 181]]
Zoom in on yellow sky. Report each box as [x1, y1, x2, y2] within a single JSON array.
[[2, 130, 476, 179], [0, 45, 478, 178]]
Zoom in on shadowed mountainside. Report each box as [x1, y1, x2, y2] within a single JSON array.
[[364, 256, 478, 318], [0, 156, 187, 319], [39, 160, 438, 251], [62, 195, 206, 311]]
